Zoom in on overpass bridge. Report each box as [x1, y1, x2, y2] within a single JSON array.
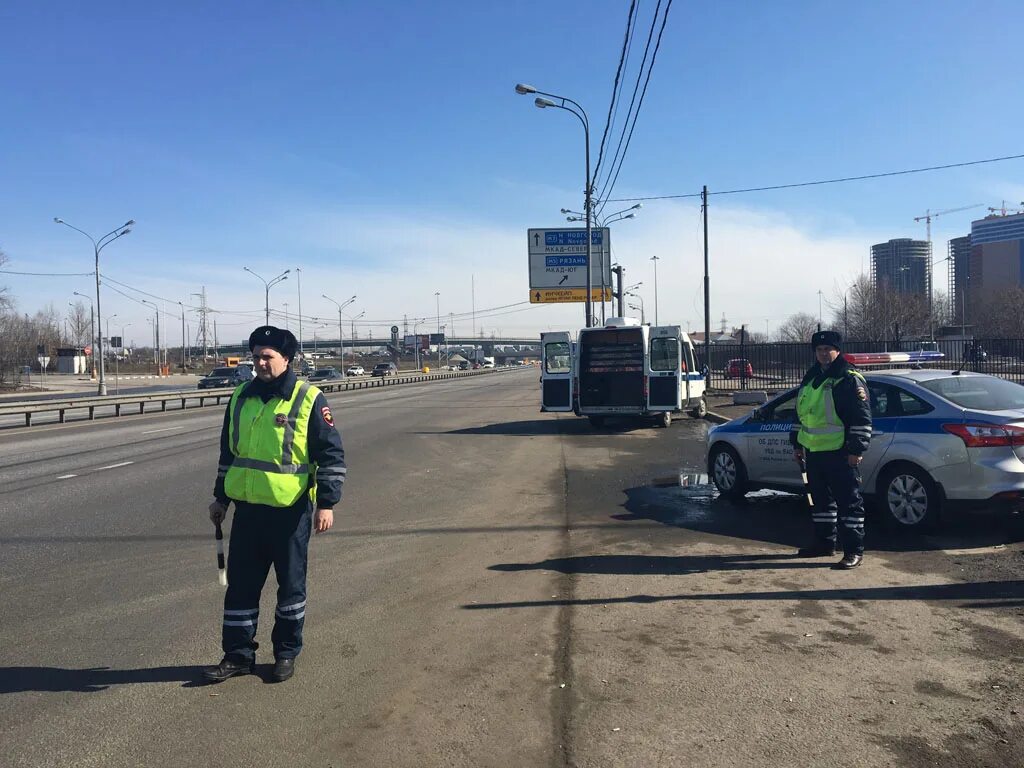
[[213, 337, 541, 360]]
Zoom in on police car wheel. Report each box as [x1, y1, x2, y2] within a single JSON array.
[[880, 464, 940, 530], [709, 444, 747, 499]]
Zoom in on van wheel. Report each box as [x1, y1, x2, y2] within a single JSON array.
[[588, 415, 605, 428], [690, 396, 708, 419], [659, 411, 672, 428], [879, 464, 940, 531], [709, 444, 747, 500]]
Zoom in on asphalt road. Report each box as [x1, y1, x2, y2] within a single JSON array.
[[2, 370, 1024, 767]]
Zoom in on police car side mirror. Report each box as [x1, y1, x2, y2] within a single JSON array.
[[749, 407, 762, 421]]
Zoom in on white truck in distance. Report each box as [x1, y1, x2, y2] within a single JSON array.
[[540, 317, 707, 428]]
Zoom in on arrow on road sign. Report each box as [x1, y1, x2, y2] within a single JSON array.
[[533, 233, 541, 246], [534, 291, 541, 302], [558, 275, 569, 285]]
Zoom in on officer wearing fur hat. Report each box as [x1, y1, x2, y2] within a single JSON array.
[[204, 325, 346, 683], [789, 330, 872, 569]]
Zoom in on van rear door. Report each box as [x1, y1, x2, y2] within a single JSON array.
[[681, 335, 706, 406], [540, 332, 574, 411], [647, 326, 682, 412]]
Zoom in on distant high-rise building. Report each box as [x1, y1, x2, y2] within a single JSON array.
[[966, 212, 1024, 324], [947, 235, 971, 324], [870, 238, 931, 297]]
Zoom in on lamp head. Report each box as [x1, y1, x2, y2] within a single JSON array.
[[514, 83, 537, 95], [534, 97, 555, 109], [125, 219, 135, 227], [631, 203, 642, 210], [54, 217, 64, 224]]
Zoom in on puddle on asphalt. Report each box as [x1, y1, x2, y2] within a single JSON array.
[[646, 471, 796, 523]]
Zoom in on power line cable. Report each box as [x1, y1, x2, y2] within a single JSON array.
[[593, 0, 638, 186], [595, 0, 663, 212], [603, 151, 1024, 202], [597, 0, 673, 218], [1, 269, 95, 276]]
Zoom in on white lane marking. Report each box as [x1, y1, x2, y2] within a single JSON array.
[[141, 426, 183, 434], [96, 461, 134, 471], [57, 474, 78, 480]]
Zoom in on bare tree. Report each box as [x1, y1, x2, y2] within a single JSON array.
[[0, 250, 10, 312], [777, 312, 819, 343], [975, 287, 1024, 337], [67, 301, 91, 346]]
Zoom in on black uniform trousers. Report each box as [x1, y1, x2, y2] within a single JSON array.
[[805, 449, 866, 556], [222, 498, 312, 662]]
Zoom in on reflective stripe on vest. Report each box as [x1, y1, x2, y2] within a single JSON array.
[[224, 381, 319, 507]]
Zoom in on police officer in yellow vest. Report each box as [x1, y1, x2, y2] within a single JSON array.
[[204, 326, 346, 683], [789, 331, 872, 569]]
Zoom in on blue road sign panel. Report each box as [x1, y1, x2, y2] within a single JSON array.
[[545, 255, 588, 267], [544, 231, 604, 246]]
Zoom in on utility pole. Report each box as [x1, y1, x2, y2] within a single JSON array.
[[214, 319, 219, 360], [179, 301, 186, 371], [435, 291, 441, 366], [702, 186, 711, 391], [612, 264, 625, 317]]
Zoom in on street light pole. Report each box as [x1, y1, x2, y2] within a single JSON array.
[[178, 301, 187, 371], [651, 255, 660, 326], [55, 217, 134, 395], [516, 83, 593, 327], [243, 267, 290, 325], [323, 294, 356, 366], [435, 291, 441, 366], [296, 267, 304, 357]]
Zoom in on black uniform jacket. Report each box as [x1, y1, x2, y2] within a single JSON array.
[[788, 355, 872, 455], [214, 368, 347, 508]]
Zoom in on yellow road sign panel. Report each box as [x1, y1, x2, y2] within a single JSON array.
[[530, 288, 613, 303]]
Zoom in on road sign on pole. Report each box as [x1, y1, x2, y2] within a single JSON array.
[[530, 288, 612, 304], [527, 228, 611, 294]]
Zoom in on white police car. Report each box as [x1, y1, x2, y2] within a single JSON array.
[[706, 356, 1024, 530]]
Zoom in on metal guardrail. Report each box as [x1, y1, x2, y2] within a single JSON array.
[[0, 367, 512, 427]]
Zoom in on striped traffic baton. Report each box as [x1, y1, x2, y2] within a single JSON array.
[[215, 522, 228, 586], [800, 456, 814, 509]]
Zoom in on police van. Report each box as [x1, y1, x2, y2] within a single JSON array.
[[540, 317, 708, 428]]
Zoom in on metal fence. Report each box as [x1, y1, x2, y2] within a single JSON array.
[[702, 338, 1024, 392]]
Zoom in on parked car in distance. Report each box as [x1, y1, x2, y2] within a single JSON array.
[[346, 365, 365, 376], [308, 367, 344, 382], [725, 359, 754, 379], [458, 361, 470, 370], [198, 366, 253, 389], [371, 362, 398, 377]]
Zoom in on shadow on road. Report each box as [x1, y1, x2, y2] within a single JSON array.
[[617, 482, 1024, 554], [434, 417, 657, 436], [462, 579, 1024, 611], [489, 553, 824, 576], [0, 665, 209, 693]]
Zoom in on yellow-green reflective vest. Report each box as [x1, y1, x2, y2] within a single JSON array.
[[224, 380, 320, 507], [796, 370, 865, 452]]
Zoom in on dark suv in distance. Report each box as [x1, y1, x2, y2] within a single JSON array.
[[371, 362, 398, 377], [198, 366, 253, 389]]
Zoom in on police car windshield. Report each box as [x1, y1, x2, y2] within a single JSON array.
[[920, 375, 1024, 411]]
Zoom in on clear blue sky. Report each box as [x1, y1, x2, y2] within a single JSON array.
[[2, 1, 1022, 344]]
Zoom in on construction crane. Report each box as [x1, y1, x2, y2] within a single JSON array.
[[987, 201, 1024, 217], [913, 204, 986, 243], [913, 204, 985, 343]]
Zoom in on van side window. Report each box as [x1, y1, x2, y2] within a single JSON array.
[[545, 342, 571, 374], [650, 337, 679, 372]]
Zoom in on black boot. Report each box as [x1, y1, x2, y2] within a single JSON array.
[[203, 657, 255, 683], [796, 543, 837, 558], [834, 553, 863, 570], [271, 658, 295, 683]]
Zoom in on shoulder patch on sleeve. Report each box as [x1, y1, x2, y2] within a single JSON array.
[[321, 405, 334, 426]]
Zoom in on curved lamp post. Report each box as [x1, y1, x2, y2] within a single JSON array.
[[323, 293, 356, 363], [517, 83, 594, 327], [243, 267, 289, 325], [55, 217, 134, 394]]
